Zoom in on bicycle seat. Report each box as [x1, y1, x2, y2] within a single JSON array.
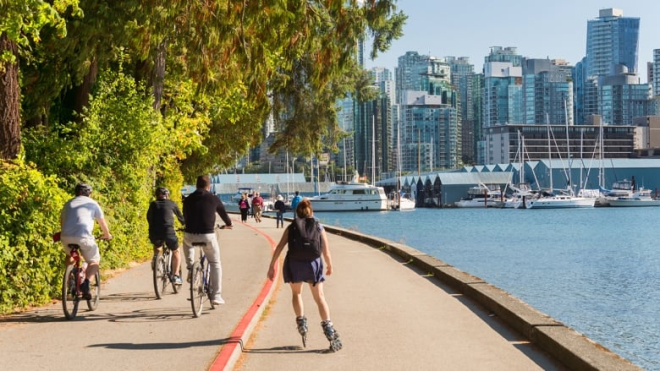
[[192, 242, 207, 247]]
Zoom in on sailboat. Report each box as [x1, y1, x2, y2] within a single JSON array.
[[526, 115, 595, 209], [502, 130, 539, 209], [391, 118, 415, 211]]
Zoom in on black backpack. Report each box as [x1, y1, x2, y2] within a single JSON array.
[[287, 218, 322, 260]]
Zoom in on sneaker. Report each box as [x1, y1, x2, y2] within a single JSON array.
[[211, 297, 225, 305], [80, 279, 92, 300], [173, 275, 183, 285], [186, 271, 192, 283]]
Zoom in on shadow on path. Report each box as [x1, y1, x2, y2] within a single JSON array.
[[243, 346, 333, 354], [89, 338, 229, 350]]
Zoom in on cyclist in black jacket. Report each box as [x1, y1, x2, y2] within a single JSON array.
[[182, 175, 233, 305], [147, 187, 185, 284]]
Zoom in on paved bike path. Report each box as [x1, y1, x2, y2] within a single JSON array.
[[0, 216, 273, 371], [233, 216, 566, 371], [2, 215, 570, 371]]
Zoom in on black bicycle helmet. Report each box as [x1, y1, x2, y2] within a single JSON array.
[[156, 187, 170, 199], [75, 183, 92, 196]]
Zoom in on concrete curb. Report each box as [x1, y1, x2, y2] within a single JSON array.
[[209, 221, 280, 371], [322, 224, 641, 371]]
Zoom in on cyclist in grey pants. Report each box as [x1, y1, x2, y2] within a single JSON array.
[[182, 175, 233, 305]]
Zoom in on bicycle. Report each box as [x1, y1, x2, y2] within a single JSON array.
[[189, 241, 214, 317], [189, 225, 229, 317], [59, 235, 105, 320], [152, 243, 182, 299]]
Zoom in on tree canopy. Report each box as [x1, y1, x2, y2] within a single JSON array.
[[2, 0, 406, 179]]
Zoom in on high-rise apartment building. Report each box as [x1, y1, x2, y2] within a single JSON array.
[[335, 96, 355, 176], [400, 92, 459, 172], [599, 65, 654, 126], [395, 52, 453, 104], [653, 49, 660, 97], [446, 56, 479, 165], [395, 52, 461, 171], [577, 8, 642, 124], [354, 67, 396, 181], [483, 46, 523, 127], [586, 8, 639, 77], [521, 58, 574, 125]]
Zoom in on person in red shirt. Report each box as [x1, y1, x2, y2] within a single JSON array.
[[252, 192, 264, 223]]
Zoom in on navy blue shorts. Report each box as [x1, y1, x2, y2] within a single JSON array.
[[283, 256, 325, 285], [149, 235, 179, 250]]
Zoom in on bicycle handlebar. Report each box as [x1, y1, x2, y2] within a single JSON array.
[[52, 231, 112, 243]]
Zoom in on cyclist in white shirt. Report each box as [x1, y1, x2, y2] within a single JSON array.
[[60, 183, 112, 299]]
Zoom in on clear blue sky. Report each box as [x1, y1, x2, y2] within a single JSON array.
[[366, 1, 660, 81]]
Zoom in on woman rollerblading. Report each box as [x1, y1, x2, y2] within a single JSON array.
[[267, 199, 343, 352]]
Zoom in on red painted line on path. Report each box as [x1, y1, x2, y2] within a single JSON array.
[[209, 222, 279, 371]]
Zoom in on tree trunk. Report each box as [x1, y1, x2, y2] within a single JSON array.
[[73, 58, 99, 118], [152, 40, 167, 112], [0, 33, 21, 160]]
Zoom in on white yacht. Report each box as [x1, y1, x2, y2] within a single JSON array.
[[607, 188, 660, 207], [309, 175, 388, 212], [502, 183, 538, 209], [525, 189, 595, 209], [597, 179, 634, 206], [455, 184, 504, 208], [390, 194, 416, 211]]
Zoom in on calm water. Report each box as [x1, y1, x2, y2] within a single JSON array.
[[315, 208, 660, 370]]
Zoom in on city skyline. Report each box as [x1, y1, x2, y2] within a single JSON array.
[[366, 1, 660, 81]]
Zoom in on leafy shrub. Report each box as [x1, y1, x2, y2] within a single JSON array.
[[6, 67, 184, 314], [0, 160, 69, 314]]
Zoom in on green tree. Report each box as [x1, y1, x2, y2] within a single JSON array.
[[0, 0, 80, 160]]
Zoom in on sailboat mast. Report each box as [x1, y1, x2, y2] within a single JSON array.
[[372, 115, 376, 184], [599, 119, 604, 188], [564, 100, 572, 191], [342, 137, 347, 182], [397, 118, 402, 192], [546, 113, 553, 191]]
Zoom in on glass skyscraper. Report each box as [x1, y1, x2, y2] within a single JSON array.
[[585, 8, 640, 77], [483, 47, 523, 128], [395, 52, 461, 171], [521, 58, 573, 125], [579, 8, 641, 124]]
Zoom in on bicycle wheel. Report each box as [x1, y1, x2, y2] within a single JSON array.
[[153, 255, 168, 299], [190, 262, 204, 318], [169, 253, 181, 294], [62, 265, 79, 320], [86, 271, 101, 311], [206, 264, 215, 310]]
